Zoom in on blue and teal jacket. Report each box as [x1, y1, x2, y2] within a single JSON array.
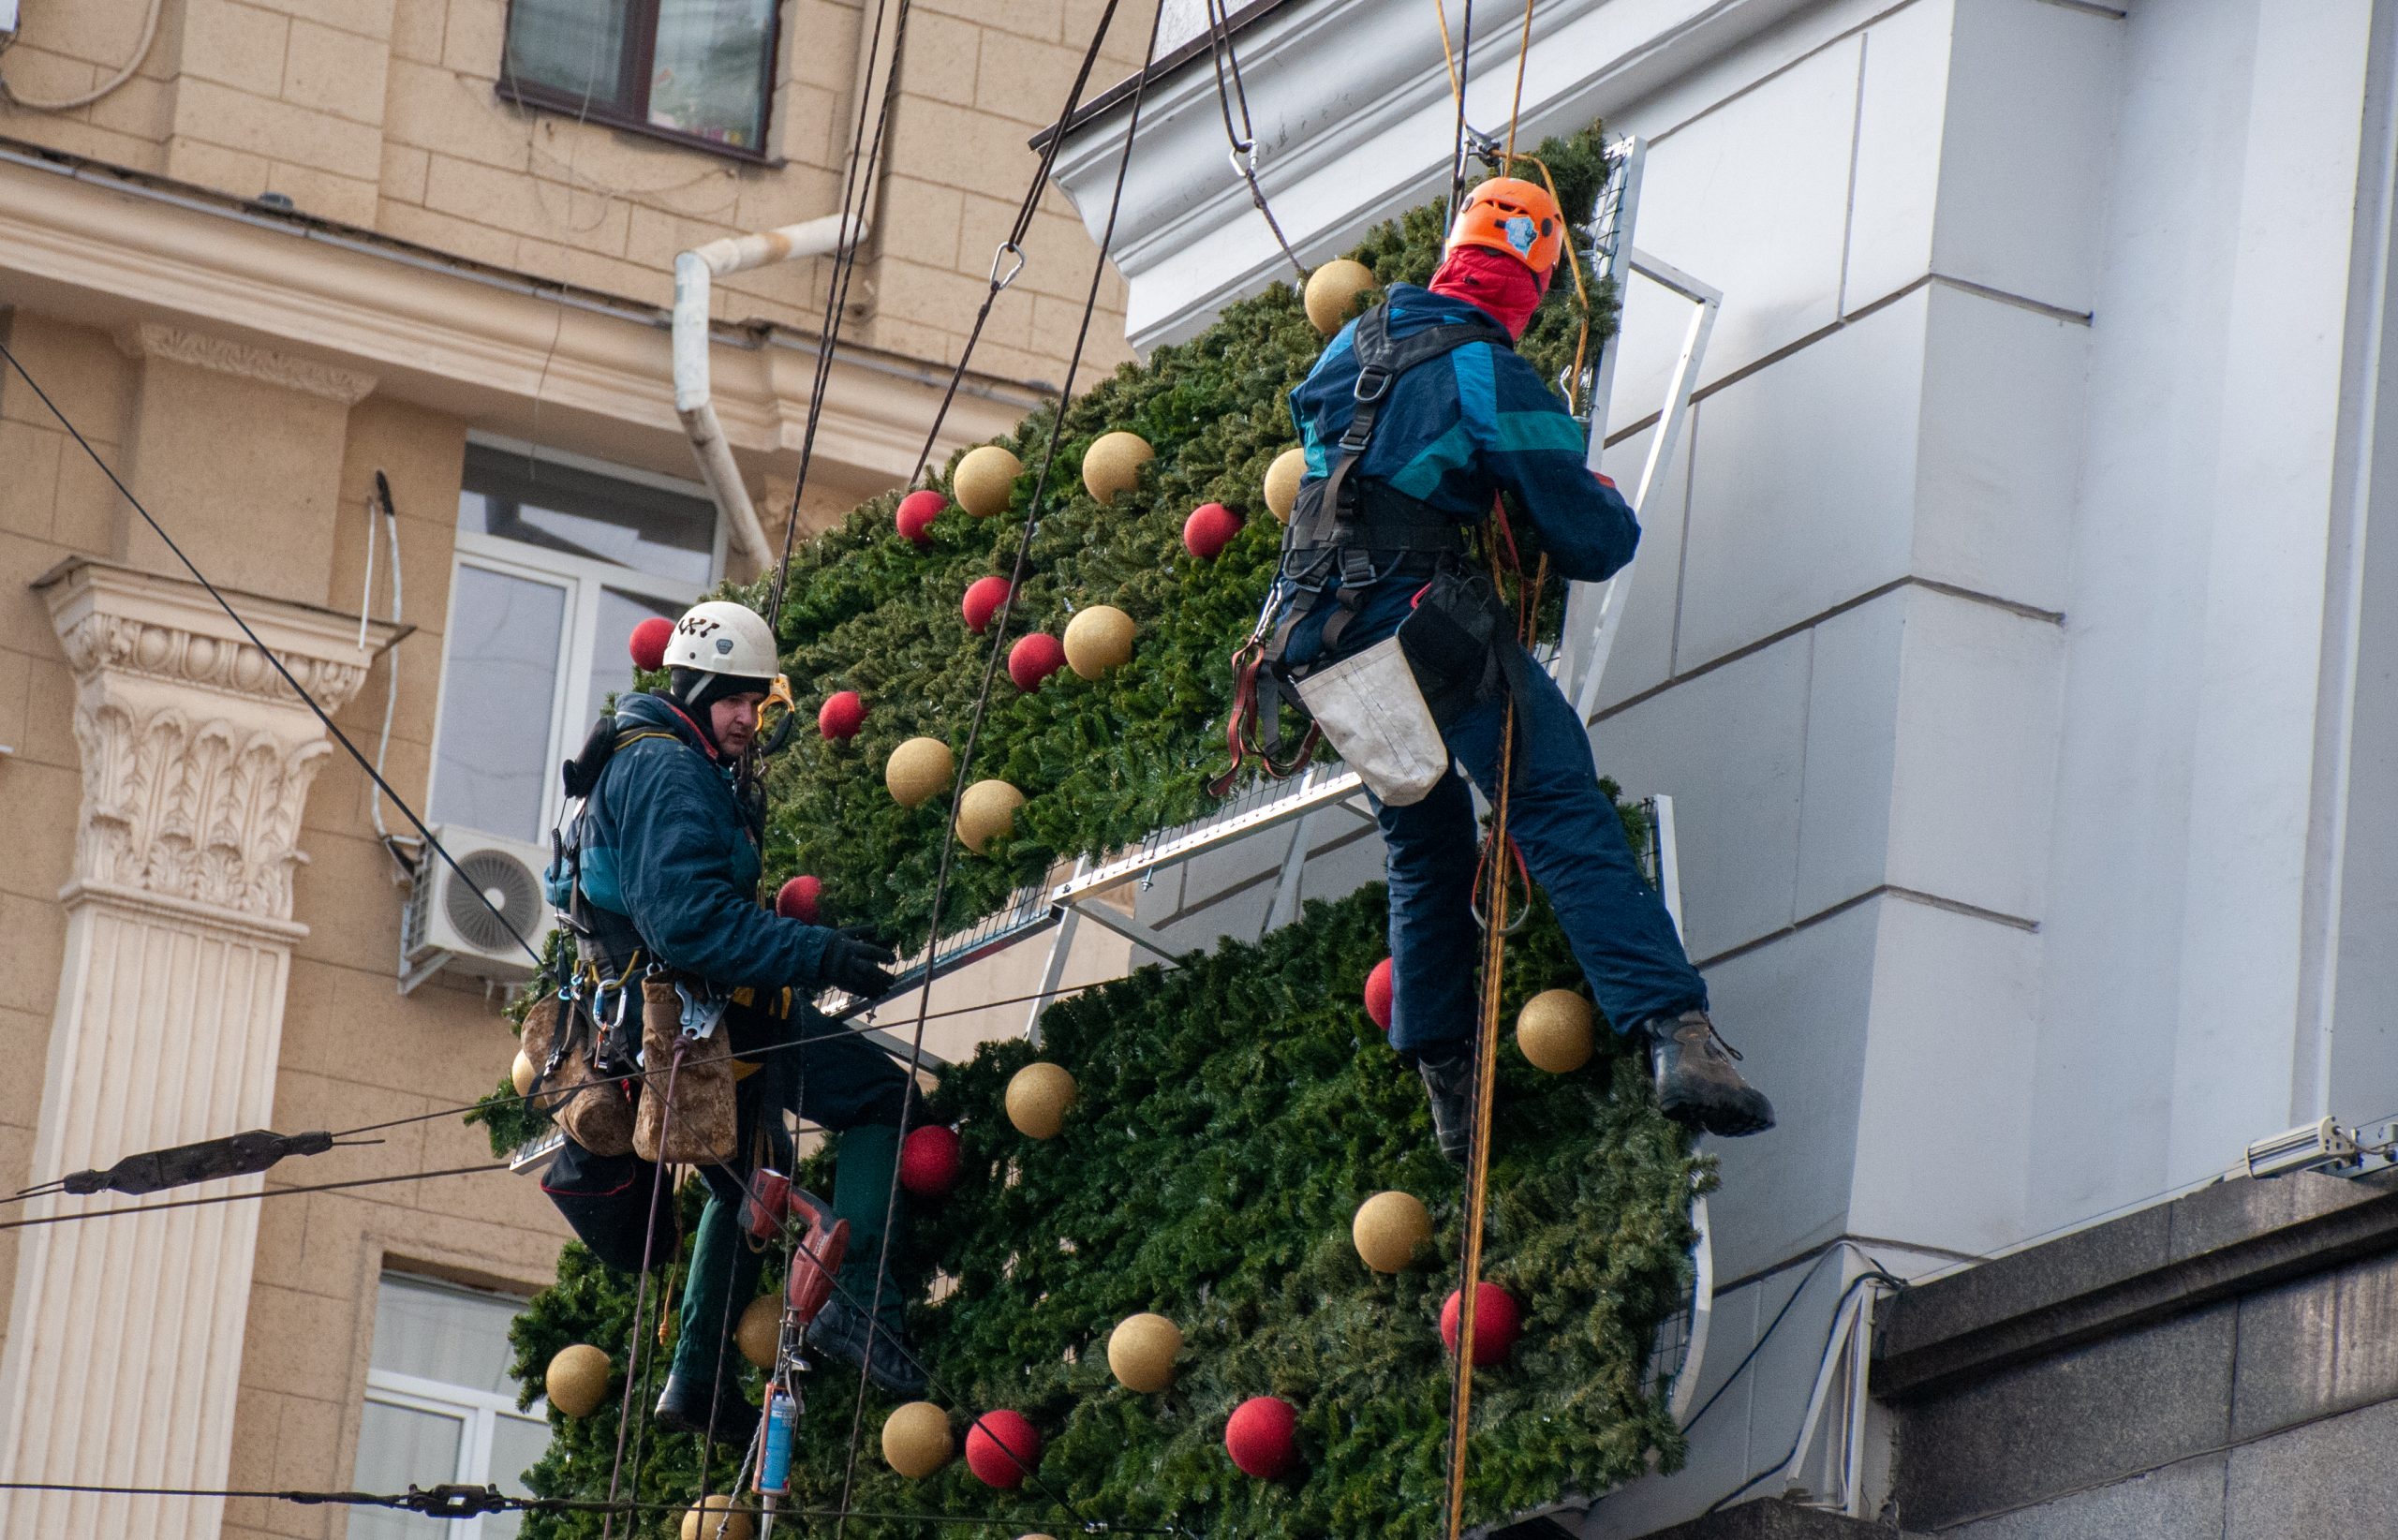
[[570, 692, 835, 991], [1270, 283, 1640, 667]]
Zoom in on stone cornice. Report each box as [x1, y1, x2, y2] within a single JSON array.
[[1049, 0, 1818, 346], [114, 321, 378, 405], [36, 558, 403, 926], [0, 148, 1034, 484]]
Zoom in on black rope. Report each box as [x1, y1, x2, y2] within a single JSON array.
[[1447, 0, 1477, 225], [899, 0, 1124, 489], [599, 1044, 683, 1539], [0, 1162, 498, 1234], [1204, 0, 1307, 279], [830, 2, 1175, 1531], [0, 342, 548, 970], [762, 0, 911, 631]]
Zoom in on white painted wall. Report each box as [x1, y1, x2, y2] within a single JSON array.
[[1052, 0, 2398, 1530]]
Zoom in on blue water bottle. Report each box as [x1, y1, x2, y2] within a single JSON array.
[[759, 1387, 796, 1495]]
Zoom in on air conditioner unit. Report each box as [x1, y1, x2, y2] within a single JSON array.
[[399, 825, 555, 994]]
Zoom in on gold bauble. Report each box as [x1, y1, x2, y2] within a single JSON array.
[[1005, 1062, 1078, 1140], [544, 1343, 612, 1418], [1304, 259, 1380, 335], [1352, 1190, 1431, 1275], [957, 779, 1027, 854], [954, 445, 1022, 519], [511, 1049, 537, 1098], [681, 1493, 754, 1540], [736, 1294, 780, 1370], [885, 736, 955, 808], [1062, 605, 1135, 680], [1081, 430, 1155, 506], [881, 1400, 955, 1477], [1516, 989, 1595, 1074], [1263, 447, 1307, 523], [1107, 1312, 1182, 1393]]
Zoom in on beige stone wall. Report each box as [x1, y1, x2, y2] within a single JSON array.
[[0, 0, 1143, 389]]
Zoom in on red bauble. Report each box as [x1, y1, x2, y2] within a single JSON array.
[[775, 875, 821, 925], [1363, 957, 1394, 1031], [1224, 1396, 1298, 1479], [896, 489, 947, 547], [964, 1409, 1041, 1489], [818, 690, 866, 740], [1439, 1282, 1522, 1367], [1183, 502, 1244, 559], [963, 575, 1013, 634], [629, 616, 674, 673], [1007, 632, 1067, 691], [899, 1124, 962, 1198]]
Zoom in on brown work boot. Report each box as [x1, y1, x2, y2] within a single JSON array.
[[1644, 1011, 1775, 1136]]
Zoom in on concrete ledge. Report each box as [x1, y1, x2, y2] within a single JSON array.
[[1874, 1169, 2398, 1399], [1633, 1498, 1908, 1539]]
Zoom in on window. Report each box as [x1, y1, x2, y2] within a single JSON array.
[[500, 0, 783, 157], [353, 1274, 548, 1540], [430, 439, 721, 846]]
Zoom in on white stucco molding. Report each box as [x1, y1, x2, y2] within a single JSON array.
[[1050, 0, 1814, 347], [35, 557, 403, 930], [113, 319, 380, 405]]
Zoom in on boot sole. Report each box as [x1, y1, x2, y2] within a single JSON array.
[[1657, 1089, 1777, 1139]]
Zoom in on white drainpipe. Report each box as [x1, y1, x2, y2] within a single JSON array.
[[674, 0, 898, 571]]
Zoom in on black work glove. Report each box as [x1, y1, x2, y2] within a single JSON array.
[[822, 926, 898, 999]]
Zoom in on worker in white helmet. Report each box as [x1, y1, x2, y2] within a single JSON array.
[[550, 599, 925, 1442]]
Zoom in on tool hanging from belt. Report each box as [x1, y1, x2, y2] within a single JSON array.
[[1214, 302, 1517, 798]]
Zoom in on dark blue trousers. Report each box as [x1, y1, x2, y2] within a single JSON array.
[[1375, 646, 1708, 1058]]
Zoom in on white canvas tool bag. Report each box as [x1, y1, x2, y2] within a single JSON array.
[[1292, 636, 1450, 806]]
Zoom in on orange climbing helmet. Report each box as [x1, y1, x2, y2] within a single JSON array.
[[1444, 176, 1566, 277]]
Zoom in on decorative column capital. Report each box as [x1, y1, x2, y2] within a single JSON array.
[[35, 558, 406, 928]]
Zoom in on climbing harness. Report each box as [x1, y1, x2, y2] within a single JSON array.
[[1214, 302, 1519, 798]]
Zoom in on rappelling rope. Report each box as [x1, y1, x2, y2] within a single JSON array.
[[600, 1043, 683, 1540], [829, 7, 1173, 1533]]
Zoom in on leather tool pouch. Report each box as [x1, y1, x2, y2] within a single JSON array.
[[523, 992, 637, 1158], [633, 976, 737, 1165], [1397, 567, 1515, 726]]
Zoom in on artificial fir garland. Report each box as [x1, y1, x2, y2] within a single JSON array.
[[491, 124, 1710, 1533], [506, 884, 1707, 1538]]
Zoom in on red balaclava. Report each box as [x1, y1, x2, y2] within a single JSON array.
[[1428, 244, 1550, 340]]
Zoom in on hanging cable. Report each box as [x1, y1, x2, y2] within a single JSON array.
[[1203, 0, 1309, 281], [831, 5, 1174, 1532], [0, 343, 546, 969], [1438, 0, 1479, 221], [599, 1047, 684, 1540], [898, 1, 1129, 490], [0, 1162, 499, 1235]]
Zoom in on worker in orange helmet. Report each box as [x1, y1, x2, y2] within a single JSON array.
[[1252, 174, 1775, 1161]]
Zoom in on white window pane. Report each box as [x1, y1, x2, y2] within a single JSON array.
[[480, 1413, 551, 1540], [649, 0, 776, 150], [459, 444, 716, 587], [370, 1276, 525, 1399], [587, 588, 684, 727], [350, 1399, 465, 1540], [432, 566, 567, 844]]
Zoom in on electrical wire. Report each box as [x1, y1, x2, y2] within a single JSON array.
[[0, 343, 547, 970], [830, 4, 1174, 1531]]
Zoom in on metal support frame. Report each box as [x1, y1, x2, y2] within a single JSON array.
[[1777, 1276, 1887, 1517], [1556, 137, 1725, 723]]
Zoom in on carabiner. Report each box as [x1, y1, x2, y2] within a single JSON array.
[[987, 240, 1026, 291]]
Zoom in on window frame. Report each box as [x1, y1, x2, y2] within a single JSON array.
[[356, 1275, 548, 1540], [496, 0, 788, 165], [426, 435, 723, 846]]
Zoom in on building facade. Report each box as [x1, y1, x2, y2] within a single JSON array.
[[1052, 0, 2398, 1532], [0, 1, 1147, 1535]]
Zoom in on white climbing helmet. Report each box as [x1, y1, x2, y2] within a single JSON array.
[[664, 600, 777, 679]]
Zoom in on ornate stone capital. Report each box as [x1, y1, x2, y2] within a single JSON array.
[[36, 559, 405, 925], [114, 321, 378, 405]]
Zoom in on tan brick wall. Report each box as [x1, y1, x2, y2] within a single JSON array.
[[0, 0, 1144, 390]]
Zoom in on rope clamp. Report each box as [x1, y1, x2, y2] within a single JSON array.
[[988, 241, 1026, 291], [674, 980, 729, 1044]]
